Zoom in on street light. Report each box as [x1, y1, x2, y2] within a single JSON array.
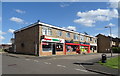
[[105, 26, 112, 57]]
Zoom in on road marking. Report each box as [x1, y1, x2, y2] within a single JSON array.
[[79, 64, 86, 69], [44, 62, 51, 64], [57, 65, 66, 68], [74, 68, 88, 72], [34, 60, 39, 62]]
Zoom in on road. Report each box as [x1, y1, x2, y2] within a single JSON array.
[[1, 53, 118, 75]]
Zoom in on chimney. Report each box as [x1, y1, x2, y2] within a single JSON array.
[[37, 20, 40, 22]]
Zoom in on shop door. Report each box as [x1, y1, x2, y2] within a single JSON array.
[[52, 44, 56, 55]]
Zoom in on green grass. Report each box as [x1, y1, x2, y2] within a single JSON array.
[[99, 56, 120, 69]]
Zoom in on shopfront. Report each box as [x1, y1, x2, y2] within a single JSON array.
[[65, 41, 90, 55], [90, 43, 97, 53], [41, 36, 65, 56], [80, 44, 90, 54]]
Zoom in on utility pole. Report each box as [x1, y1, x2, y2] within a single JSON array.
[[105, 26, 112, 57]]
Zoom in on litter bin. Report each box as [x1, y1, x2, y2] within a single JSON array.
[[101, 54, 107, 63]]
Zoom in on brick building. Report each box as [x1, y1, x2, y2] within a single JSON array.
[[14, 21, 97, 56], [0, 44, 12, 50], [96, 34, 120, 53]]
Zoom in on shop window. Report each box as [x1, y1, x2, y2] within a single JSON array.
[[66, 32, 70, 38], [42, 42, 52, 52], [57, 30, 62, 36], [74, 34, 78, 40], [66, 45, 78, 52], [56, 43, 63, 51], [80, 46, 88, 52], [90, 46, 97, 50]]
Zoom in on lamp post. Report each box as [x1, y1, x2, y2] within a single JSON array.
[[105, 26, 112, 57]]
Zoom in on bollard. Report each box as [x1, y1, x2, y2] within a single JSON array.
[[101, 54, 107, 63]]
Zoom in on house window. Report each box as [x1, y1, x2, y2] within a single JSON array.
[[66, 32, 70, 37], [57, 30, 62, 36], [86, 37, 89, 41], [48, 28, 52, 36], [42, 26, 52, 36], [74, 34, 78, 40], [80, 35, 84, 41], [94, 39, 97, 43], [42, 27, 47, 35], [90, 37, 92, 41]]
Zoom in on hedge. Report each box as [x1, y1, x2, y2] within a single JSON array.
[[112, 47, 120, 53]]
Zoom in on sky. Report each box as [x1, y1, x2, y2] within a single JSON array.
[[1, 1, 119, 44]]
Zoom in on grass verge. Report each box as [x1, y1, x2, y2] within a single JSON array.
[[99, 56, 120, 69]]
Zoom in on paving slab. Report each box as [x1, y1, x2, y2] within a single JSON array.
[[82, 62, 119, 76]]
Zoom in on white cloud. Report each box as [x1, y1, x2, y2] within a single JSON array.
[[108, 0, 119, 8], [67, 26, 76, 31], [74, 9, 118, 27], [108, 23, 116, 27], [103, 27, 118, 38], [15, 9, 25, 14], [0, 31, 6, 35], [8, 29, 15, 33], [60, 2, 70, 7], [62, 26, 76, 31], [10, 17, 24, 23], [0, 35, 5, 40], [74, 18, 95, 27]]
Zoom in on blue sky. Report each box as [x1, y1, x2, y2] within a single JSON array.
[[1, 2, 118, 43]]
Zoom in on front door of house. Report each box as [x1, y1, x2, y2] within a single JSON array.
[[52, 43, 56, 55]]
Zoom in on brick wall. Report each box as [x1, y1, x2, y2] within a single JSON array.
[[15, 25, 39, 55]]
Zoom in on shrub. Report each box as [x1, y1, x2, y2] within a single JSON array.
[[112, 47, 120, 53]]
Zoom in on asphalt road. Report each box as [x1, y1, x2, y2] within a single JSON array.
[[1, 53, 118, 75]]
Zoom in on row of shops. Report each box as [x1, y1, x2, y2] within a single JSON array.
[[40, 36, 97, 56]]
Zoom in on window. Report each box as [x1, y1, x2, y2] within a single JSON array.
[[66, 45, 79, 52], [94, 39, 97, 43], [42, 42, 52, 52], [90, 37, 92, 41], [48, 28, 52, 36], [74, 34, 78, 40], [80, 35, 84, 41], [86, 37, 89, 41], [42, 26, 52, 36], [66, 32, 70, 37], [56, 43, 63, 51], [42, 27, 47, 35], [57, 30, 62, 36]]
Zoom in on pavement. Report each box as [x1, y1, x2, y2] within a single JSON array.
[[83, 63, 119, 76], [73, 54, 119, 76], [1, 52, 119, 75]]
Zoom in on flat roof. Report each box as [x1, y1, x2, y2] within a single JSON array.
[[14, 21, 97, 38]]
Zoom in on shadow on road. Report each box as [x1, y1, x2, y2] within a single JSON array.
[[73, 62, 94, 65]]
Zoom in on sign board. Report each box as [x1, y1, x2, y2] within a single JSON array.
[[90, 43, 97, 46], [42, 36, 65, 43]]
